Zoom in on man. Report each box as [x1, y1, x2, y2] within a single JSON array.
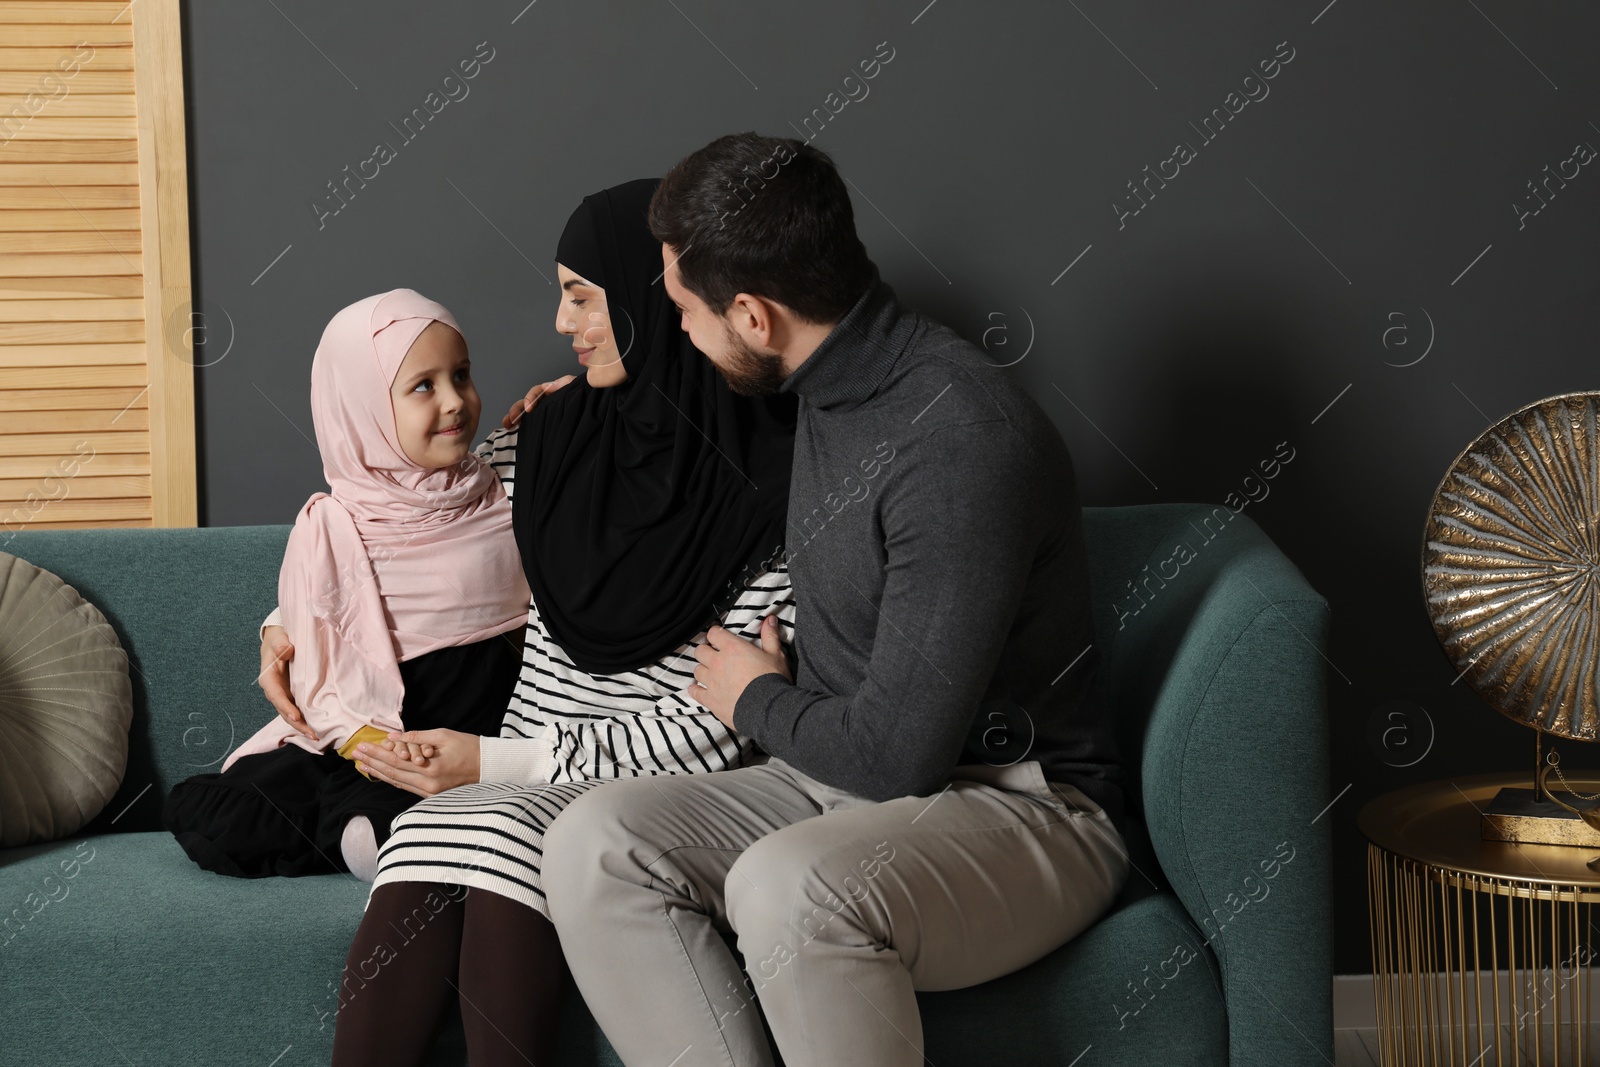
[[541, 132, 1129, 1067]]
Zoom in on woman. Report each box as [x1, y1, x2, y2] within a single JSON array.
[[255, 179, 798, 1066]]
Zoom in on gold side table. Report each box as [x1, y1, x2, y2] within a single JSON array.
[[1360, 774, 1600, 1066]]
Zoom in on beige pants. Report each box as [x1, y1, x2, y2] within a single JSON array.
[[543, 757, 1129, 1067]]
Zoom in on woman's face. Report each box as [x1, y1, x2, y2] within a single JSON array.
[[555, 263, 628, 388], [389, 320, 481, 468]]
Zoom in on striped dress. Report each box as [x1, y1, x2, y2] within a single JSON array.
[[366, 425, 795, 916]]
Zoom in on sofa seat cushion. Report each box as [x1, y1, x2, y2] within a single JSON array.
[[920, 890, 1229, 1065], [1, 831, 381, 1064], [0, 831, 636, 1066], [3, 833, 1224, 1065]]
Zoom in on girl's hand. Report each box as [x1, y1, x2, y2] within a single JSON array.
[[355, 729, 479, 797], [501, 375, 577, 429], [258, 625, 317, 741], [378, 738, 437, 765]]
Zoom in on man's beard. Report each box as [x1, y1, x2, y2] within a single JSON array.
[[716, 321, 788, 396]]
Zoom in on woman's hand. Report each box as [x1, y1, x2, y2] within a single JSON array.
[[258, 625, 318, 741], [355, 728, 480, 797], [501, 374, 577, 429]]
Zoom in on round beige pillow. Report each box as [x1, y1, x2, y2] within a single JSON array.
[[0, 552, 132, 847]]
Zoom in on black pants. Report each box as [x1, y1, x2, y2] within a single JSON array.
[[163, 629, 522, 878]]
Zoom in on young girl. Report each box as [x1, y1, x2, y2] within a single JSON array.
[[162, 288, 530, 881]]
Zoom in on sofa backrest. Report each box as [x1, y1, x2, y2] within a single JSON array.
[[4, 509, 1326, 836], [3, 525, 290, 835]]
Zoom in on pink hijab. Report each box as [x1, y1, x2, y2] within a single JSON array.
[[222, 289, 530, 771]]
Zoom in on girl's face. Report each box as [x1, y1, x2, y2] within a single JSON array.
[[389, 320, 481, 468], [555, 263, 628, 388]]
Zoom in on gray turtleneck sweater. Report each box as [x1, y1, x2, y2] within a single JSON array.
[[732, 280, 1125, 838]]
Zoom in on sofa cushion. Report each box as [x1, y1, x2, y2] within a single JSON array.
[[921, 891, 1228, 1064], [0, 831, 635, 1066], [2, 831, 371, 1064], [1, 831, 1223, 1066], [0, 552, 132, 847]]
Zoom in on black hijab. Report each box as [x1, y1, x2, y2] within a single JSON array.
[[510, 178, 798, 676]]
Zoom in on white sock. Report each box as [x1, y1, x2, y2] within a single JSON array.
[[341, 815, 379, 883]]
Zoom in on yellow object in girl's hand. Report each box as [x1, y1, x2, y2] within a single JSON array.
[[338, 725, 393, 780]]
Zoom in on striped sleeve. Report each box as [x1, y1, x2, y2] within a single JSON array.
[[478, 728, 556, 784], [475, 425, 518, 493]]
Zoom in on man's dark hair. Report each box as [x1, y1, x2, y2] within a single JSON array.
[[649, 133, 876, 325]]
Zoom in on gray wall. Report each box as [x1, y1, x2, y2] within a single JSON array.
[[180, 0, 1600, 975]]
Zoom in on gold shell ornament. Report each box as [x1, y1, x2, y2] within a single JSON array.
[[1423, 391, 1600, 740]]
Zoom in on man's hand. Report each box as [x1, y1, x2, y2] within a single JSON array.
[[690, 613, 792, 729], [258, 624, 318, 741], [355, 728, 480, 797], [502, 374, 577, 429]]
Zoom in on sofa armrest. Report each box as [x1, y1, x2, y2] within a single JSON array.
[[1137, 536, 1333, 1065]]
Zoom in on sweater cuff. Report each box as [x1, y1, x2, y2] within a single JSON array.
[[260, 606, 283, 639], [732, 672, 792, 741], [479, 730, 555, 786]]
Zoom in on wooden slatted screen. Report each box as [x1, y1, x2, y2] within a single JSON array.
[[0, 0, 196, 531]]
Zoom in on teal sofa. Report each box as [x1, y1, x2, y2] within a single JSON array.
[[0, 503, 1332, 1065]]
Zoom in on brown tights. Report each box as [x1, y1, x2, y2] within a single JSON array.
[[331, 881, 566, 1067]]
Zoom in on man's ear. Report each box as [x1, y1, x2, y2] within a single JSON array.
[[729, 292, 778, 348]]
